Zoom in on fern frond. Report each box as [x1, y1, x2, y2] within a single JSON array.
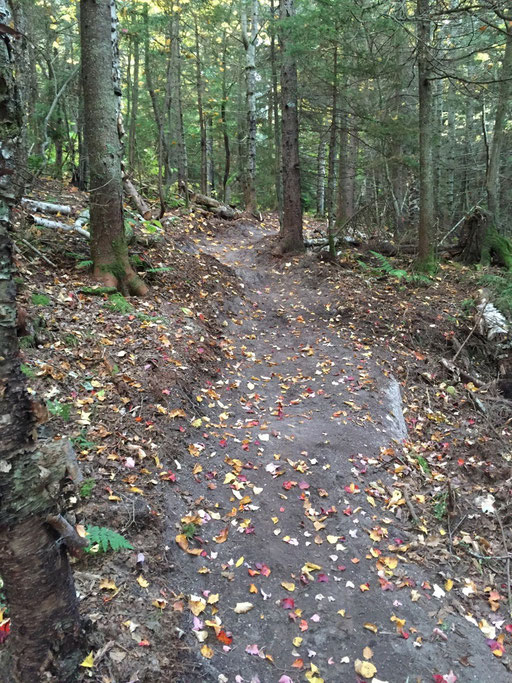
[[84, 525, 133, 553]]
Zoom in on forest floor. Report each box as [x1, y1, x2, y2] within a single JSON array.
[[4, 180, 512, 683]]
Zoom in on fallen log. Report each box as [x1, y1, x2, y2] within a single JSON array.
[[28, 214, 90, 238], [188, 191, 241, 220], [123, 177, 151, 219], [21, 198, 73, 215]]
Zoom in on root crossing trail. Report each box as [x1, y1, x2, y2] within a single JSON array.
[[169, 222, 505, 683]]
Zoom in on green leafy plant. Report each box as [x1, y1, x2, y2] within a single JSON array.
[[359, 252, 432, 286], [71, 429, 95, 450], [76, 259, 93, 270], [105, 292, 133, 314], [433, 492, 448, 520], [31, 293, 50, 306], [182, 522, 198, 540], [79, 478, 97, 499], [416, 455, 431, 476], [20, 363, 36, 378], [84, 525, 133, 553], [46, 399, 71, 421]]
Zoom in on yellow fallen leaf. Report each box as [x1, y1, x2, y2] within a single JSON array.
[[281, 581, 295, 592], [362, 646, 373, 659], [445, 578, 454, 591], [214, 527, 229, 543], [137, 575, 149, 588], [152, 599, 168, 610], [364, 622, 378, 633], [293, 636, 303, 647], [189, 597, 206, 616], [99, 578, 118, 591], [207, 594, 219, 605], [326, 535, 339, 544], [175, 534, 202, 556], [354, 659, 377, 679], [236, 556, 244, 568], [129, 486, 144, 494], [80, 652, 94, 668], [200, 644, 214, 659]]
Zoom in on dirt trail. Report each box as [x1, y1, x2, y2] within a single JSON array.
[[169, 222, 505, 683]]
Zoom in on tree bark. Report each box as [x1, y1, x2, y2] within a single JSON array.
[[0, 4, 81, 680], [241, 0, 259, 214], [194, 17, 207, 196], [278, 0, 303, 253], [80, 0, 147, 295], [485, 27, 512, 231], [221, 33, 231, 204], [169, 6, 188, 194], [144, 4, 167, 214], [128, 34, 140, 174], [326, 45, 338, 258], [316, 134, 326, 218], [415, 0, 435, 271], [270, 0, 283, 221]]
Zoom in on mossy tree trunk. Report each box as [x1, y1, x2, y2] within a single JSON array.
[[0, 3, 82, 680], [80, 0, 147, 295]]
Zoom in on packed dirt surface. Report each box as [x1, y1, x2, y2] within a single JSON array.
[[166, 221, 509, 683], [8, 185, 512, 683]]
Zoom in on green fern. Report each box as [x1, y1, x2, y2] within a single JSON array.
[[368, 251, 431, 285], [76, 259, 93, 270], [84, 525, 133, 553]]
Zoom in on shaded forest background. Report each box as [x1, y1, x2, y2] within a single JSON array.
[[19, 0, 512, 249]]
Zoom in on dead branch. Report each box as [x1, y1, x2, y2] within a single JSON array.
[[28, 214, 90, 238], [21, 198, 72, 215]]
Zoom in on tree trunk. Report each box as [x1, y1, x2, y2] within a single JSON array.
[[144, 5, 167, 214], [270, 0, 283, 222], [195, 17, 207, 196], [278, 0, 303, 253], [206, 115, 215, 195], [81, 0, 147, 295], [241, 0, 258, 214], [485, 27, 512, 231], [169, 6, 188, 194], [128, 35, 139, 174], [326, 46, 338, 252], [316, 134, 326, 218], [336, 110, 356, 231], [221, 33, 231, 204], [415, 0, 435, 271], [0, 4, 81, 680]]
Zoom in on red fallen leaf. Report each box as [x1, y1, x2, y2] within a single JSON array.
[[282, 481, 296, 490], [0, 621, 10, 644], [248, 568, 260, 577], [292, 658, 304, 669], [138, 640, 150, 647], [317, 574, 329, 582], [505, 624, 512, 633], [281, 597, 295, 609], [161, 471, 177, 482], [298, 481, 310, 490], [217, 630, 233, 645], [299, 619, 308, 631], [255, 563, 271, 577], [219, 439, 227, 447]]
